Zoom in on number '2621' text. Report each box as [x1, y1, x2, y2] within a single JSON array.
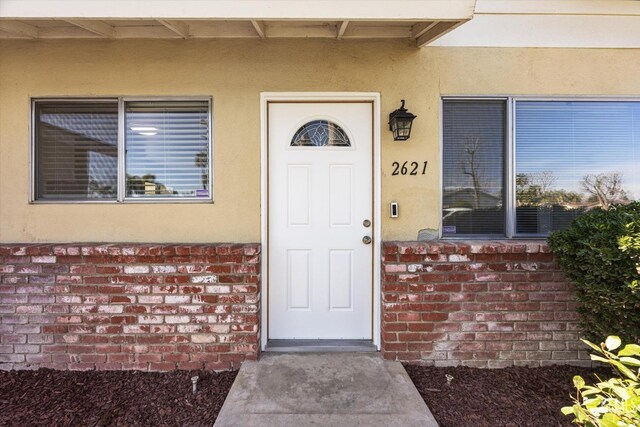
[[391, 161, 428, 176]]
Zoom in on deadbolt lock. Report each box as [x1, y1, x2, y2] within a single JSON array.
[[363, 219, 371, 227], [362, 236, 372, 245]]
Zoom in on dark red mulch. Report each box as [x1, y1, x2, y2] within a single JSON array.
[[0, 368, 237, 427], [404, 364, 610, 427]]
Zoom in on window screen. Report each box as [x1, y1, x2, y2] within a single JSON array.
[[35, 101, 118, 200], [442, 100, 506, 236], [515, 101, 640, 234], [125, 101, 210, 198]]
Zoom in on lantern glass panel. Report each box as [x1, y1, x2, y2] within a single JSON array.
[[392, 119, 412, 140]]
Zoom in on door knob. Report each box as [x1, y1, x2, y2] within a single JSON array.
[[363, 219, 371, 227], [362, 236, 372, 245]]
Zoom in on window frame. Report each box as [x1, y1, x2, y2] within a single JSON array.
[[30, 96, 214, 204], [440, 96, 640, 239]]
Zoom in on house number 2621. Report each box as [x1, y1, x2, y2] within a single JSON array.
[[391, 161, 428, 176]]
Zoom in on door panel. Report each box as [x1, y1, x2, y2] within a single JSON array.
[[329, 249, 353, 310], [329, 165, 353, 226], [268, 102, 373, 339]]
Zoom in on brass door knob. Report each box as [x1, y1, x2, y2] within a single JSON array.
[[362, 236, 372, 244]]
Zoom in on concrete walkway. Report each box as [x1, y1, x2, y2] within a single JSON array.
[[214, 352, 438, 427]]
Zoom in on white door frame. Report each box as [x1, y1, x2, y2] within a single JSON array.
[[260, 92, 381, 351]]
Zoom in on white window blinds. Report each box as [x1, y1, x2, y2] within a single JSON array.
[[35, 101, 118, 200], [125, 101, 210, 198], [442, 100, 506, 236], [515, 101, 640, 234], [33, 98, 212, 202]]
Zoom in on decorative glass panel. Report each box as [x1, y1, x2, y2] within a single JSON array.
[[291, 120, 350, 147]]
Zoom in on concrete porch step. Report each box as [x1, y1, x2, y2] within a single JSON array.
[[214, 352, 438, 427]]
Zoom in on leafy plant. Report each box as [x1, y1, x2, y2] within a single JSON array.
[[562, 336, 640, 426], [548, 202, 640, 343], [619, 219, 640, 293]]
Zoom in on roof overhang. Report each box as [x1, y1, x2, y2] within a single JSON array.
[[0, 0, 477, 47]]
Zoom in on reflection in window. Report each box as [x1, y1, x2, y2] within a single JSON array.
[[515, 101, 640, 234], [125, 101, 210, 198], [291, 120, 350, 147], [35, 102, 118, 200], [442, 101, 506, 236]]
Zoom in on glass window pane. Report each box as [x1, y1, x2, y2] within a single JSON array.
[[515, 101, 640, 235], [442, 100, 506, 236], [35, 101, 118, 200], [125, 100, 210, 198]]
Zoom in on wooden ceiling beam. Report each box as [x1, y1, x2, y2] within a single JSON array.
[[250, 20, 266, 38], [65, 20, 114, 38], [411, 21, 437, 39], [157, 19, 190, 38], [0, 20, 38, 38], [337, 20, 349, 39], [416, 20, 463, 47]]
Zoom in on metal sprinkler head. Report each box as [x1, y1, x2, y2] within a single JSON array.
[[191, 375, 199, 395], [445, 374, 454, 386]]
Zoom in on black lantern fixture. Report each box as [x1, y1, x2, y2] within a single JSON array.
[[388, 99, 417, 141]]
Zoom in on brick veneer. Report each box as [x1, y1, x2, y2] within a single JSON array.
[[0, 243, 260, 371], [381, 241, 589, 368]]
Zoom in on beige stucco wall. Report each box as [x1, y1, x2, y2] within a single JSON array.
[[1, 39, 639, 243]]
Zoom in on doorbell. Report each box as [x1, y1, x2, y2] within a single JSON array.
[[390, 202, 399, 218]]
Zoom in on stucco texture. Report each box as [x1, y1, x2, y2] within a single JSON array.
[[1, 39, 639, 243]]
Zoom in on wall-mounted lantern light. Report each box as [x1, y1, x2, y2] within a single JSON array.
[[388, 99, 417, 141]]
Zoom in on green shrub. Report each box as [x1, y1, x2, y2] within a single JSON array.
[[548, 202, 640, 343], [562, 336, 640, 427], [619, 219, 640, 293]]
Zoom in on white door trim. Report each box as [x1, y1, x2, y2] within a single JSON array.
[[260, 92, 381, 351]]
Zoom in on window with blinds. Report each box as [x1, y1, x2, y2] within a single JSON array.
[[32, 98, 212, 202], [515, 101, 640, 234], [442, 100, 506, 236], [125, 101, 210, 198], [35, 101, 118, 200], [441, 98, 640, 238]]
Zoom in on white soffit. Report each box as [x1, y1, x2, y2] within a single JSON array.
[[0, 0, 477, 47], [0, 0, 476, 20], [431, 0, 640, 48]]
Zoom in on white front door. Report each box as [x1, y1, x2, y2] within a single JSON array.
[[268, 101, 373, 339]]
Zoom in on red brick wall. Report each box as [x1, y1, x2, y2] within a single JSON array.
[[382, 241, 589, 367], [0, 244, 260, 371]]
